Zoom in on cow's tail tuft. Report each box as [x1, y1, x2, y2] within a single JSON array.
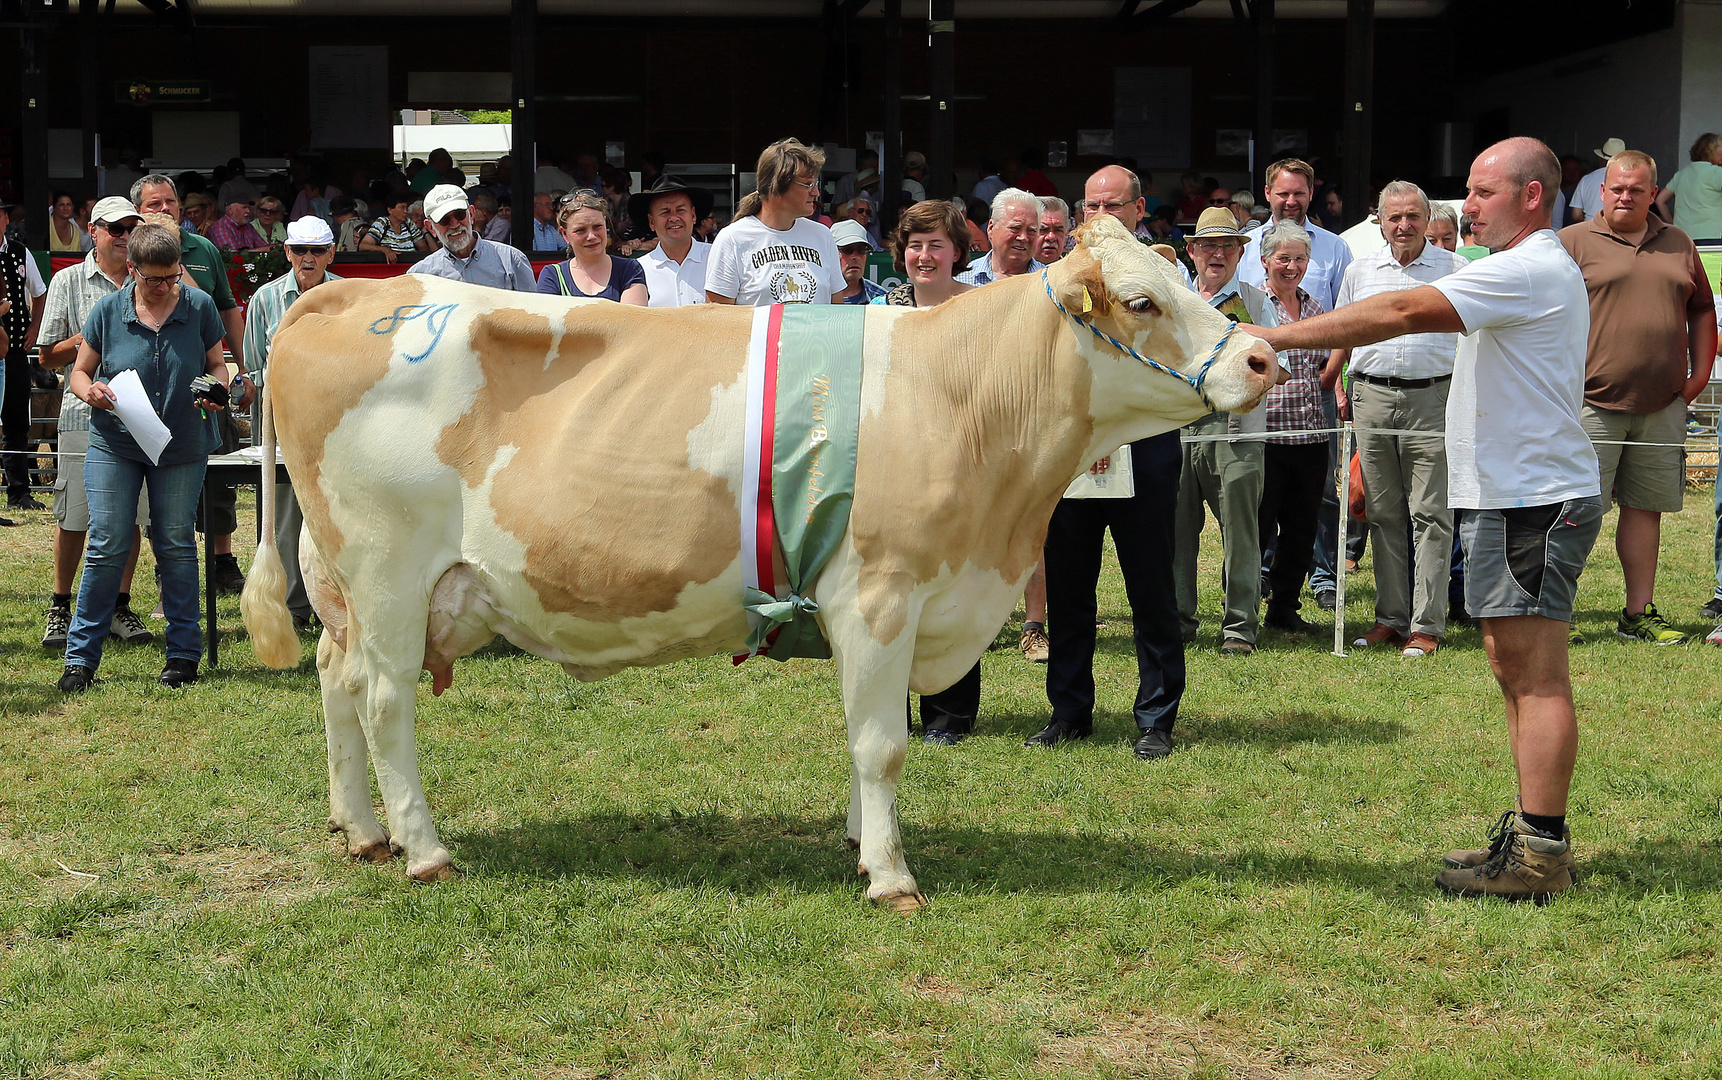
[[241, 383, 302, 669]]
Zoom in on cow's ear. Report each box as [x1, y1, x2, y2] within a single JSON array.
[[1055, 248, 1111, 318]]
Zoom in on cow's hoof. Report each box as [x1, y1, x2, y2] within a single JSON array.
[[350, 839, 394, 864], [388, 837, 405, 857], [857, 861, 870, 877], [408, 861, 460, 883], [873, 890, 927, 916], [845, 836, 860, 850]]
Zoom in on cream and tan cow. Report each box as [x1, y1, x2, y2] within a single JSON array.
[[242, 214, 1279, 911]]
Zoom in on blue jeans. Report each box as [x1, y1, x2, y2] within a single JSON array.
[[65, 443, 207, 670]]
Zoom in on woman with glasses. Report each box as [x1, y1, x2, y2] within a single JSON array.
[[58, 221, 230, 693], [706, 137, 844, 306], [535, 190, 647, 304], [252, 198, 288, 246]]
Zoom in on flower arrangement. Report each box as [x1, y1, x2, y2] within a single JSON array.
[[224, 245, 291, 308]]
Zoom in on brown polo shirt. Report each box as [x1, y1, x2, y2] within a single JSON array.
[[1559, 213, 1714, 414]]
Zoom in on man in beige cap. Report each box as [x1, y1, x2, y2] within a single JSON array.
[[1175, 206, 1278, 656], [1568, 136, 1627, 223]]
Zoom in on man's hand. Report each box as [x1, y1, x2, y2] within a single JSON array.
[[230, 373, 257, 410], [1090, 456, 1111, 475]]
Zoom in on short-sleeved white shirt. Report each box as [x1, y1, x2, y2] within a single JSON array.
[[1567, 165, 1609, 222], [1431, 229, 1600, 509], [706, 216, 844, 305], [638, 240, 709, 308]]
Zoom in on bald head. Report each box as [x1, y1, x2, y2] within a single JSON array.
[[1464, 136, 1563, 249], [1083, 165, 1146, 232], [1479, 137, 1560, 222]]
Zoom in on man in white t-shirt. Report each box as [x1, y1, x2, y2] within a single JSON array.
[[1259, 137, 1603, 904], [1566, 137, 1625, 223], [706, 138, 845, 306]]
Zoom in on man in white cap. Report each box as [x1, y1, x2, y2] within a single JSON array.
[[245, 216, 343, 631], [1567, 137, 1627, 224], [36, 195, 157, 649], [409, 185, 536, 293], [832, 220, 887, 305]]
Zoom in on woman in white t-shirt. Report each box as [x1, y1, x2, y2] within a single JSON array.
[[705, 138, 845, 306]]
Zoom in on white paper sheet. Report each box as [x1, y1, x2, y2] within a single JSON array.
[[105, 369, 172, 465], [1064, 444, 1134, 499]]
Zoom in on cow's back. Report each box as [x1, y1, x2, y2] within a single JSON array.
[[270, 275, 762, 667]]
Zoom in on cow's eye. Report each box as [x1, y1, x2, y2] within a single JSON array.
[[1125, 296, 1160, 316]]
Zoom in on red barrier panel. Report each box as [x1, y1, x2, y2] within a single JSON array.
[[48, 253, 561, 282]]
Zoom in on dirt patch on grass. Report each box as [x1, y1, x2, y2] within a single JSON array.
[[162, 846, 328, 906], [1038, 1010, 1381, 1078]]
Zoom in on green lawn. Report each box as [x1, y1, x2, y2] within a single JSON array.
[[3, 487, 1722, 1078]]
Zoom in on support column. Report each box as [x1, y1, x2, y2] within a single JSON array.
[[81, 0, 102, 198], [1251, 0, 1274, 197], [927, 0, 954, 201], [881, 0, 902, 224], [1340, 0, 1374, 229], [21, 27, 49, 250], [510, 0, 538, 252]]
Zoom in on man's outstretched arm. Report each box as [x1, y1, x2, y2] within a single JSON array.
[[1257, 284, 1466, 353]]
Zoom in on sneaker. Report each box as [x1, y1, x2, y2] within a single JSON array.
[[1709, 624, 1722, 647], [1401, 632, 1439, 657], [211, 553, 247, 596], [1699, 596, 1722, 622], [159, 657, 199, 689], [1019, 622, 1050, 663], [109, 605, 156, 644], [57, 664, 96, 693], [1314, 589, 1337, 612], [1616, 603, 1688, 645], [1435, 814, 1577, 903], [1688, 418, 1705, 436], [1569, 623, 1584, 646], [41, 605, 70, 649], [1351, 622, 1406, 649]]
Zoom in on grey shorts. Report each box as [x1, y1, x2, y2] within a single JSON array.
[[1459, 497, 1602, 622], [53, 416, 150, 533], [1581, 400, 1685, 514]]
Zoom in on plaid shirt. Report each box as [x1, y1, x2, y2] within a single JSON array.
[[209, 214, 265, 251], [1263, 287, 1329, 445]]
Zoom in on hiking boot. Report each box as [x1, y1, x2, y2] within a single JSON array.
[[1401, 632, 1439, 658], [1435, 814, 1577, 903], [1351, 622, 1406, 649], [1616, 603, 1688, 645], [1443, 808, 1577, 879], [57, 664, 97, 693], [211, 553, 247, 596], [41, 604, 70, 649], [109, 605, 156, 644], [1699, 596, 1722, 622], [1019, 622, 1050, 663]]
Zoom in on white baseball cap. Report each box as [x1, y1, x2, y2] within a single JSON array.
[[284, 216, 335, 247], [830, 219, 872, 249], [423, 184, 470, 225], [89, 196, 142, 226]]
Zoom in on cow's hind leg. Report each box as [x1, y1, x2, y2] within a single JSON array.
[[318, 628, 391, 863], [833, 632, 925, 913]]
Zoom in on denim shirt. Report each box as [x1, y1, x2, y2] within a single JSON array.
[[81, 281, 224, 465]]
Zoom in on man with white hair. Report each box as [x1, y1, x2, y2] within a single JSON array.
[[1328, 180, 1469, 658], [246, 217, 344, 630], [955, 188, 1044, 285], [409, 185, 537, 292]]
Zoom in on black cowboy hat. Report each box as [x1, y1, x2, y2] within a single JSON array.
[[627, 174, 715, 229]]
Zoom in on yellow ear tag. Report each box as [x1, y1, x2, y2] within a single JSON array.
[[1081, 287, 1093, 314]]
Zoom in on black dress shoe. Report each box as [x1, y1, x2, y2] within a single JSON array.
[[1133, 728, 1174, 760], [7, 494, 43, 510], [922, 729, 966, 746], [1024, 719, 1092, 748], [1265, 609, 1319, 635], [159, 657, 199, 689], [1314, 589, 1338, 612], [58, 664, 97, 693]]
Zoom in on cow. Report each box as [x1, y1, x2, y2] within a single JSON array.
[[241, 214, 1280, 912]]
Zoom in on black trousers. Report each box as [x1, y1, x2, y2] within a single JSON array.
[[919, 661, 981, 734], [1043, 431, 1184, 733], [2, 347, 31, 497], [1259, 441, 1330, 614]]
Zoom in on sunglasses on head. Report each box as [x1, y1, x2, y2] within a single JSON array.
[[287, 245, 331, 256]]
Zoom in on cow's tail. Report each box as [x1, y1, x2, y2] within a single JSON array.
[[240, 383, 301, 669]]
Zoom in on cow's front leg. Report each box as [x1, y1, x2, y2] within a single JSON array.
[[318, 629, 391, 863], [835, 633, 925, 913]]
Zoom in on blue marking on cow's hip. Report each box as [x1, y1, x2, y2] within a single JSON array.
[[367, 303, 457, 363]]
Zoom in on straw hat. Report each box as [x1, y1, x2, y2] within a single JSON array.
[[1189, 205, 1250, 242]]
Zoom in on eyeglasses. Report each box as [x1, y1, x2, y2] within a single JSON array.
[[435, 209, 469, 225], [287, 245, 331, 256], [134, 270, 181, 287], [796, 179, 821, 192], [258, 206, 282, 215], [1080, 200, 1132, 214], [101, 222, 137, 236], [1210, 197, 1231, 206], [1189, 240, 1242, 253]]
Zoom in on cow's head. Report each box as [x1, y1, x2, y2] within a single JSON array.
[[1047, 214, 1281, 446]]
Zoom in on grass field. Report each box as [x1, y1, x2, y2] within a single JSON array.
[[4, 485, 1722, 1079]]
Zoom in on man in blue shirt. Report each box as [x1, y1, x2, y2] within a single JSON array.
[[831, 220, 887, 305], [955, 189, 1046, 286], [409, 186, 537, 293]]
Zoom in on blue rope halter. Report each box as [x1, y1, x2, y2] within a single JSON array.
[[1042, 268, 1235, 413]]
